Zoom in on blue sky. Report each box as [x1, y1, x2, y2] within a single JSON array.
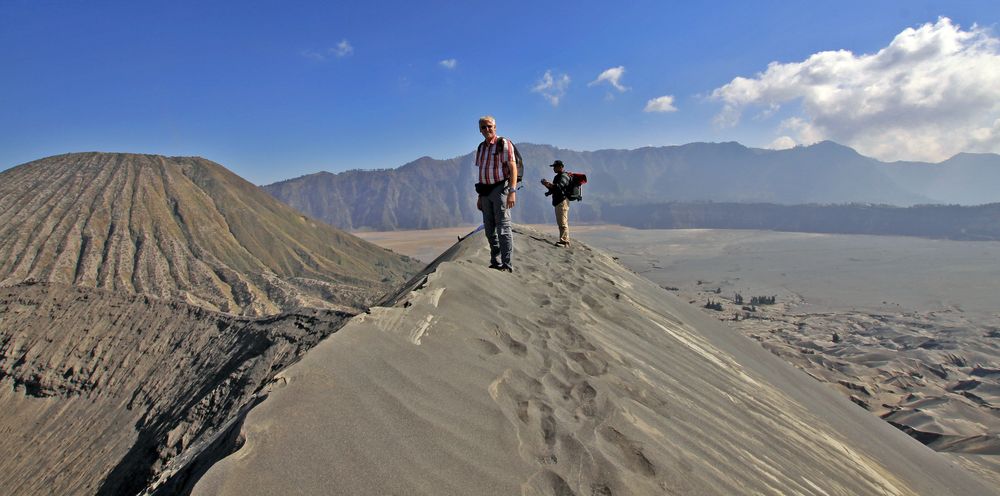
[[2, 1, 999, 184]]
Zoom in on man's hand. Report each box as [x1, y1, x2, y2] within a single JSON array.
[[477, 197, 482, 211], [506, 191, 516, 209]]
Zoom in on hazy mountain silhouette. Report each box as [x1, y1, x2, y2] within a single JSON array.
[[0, 152, 421, 315], [264, 156, 474, 230], [884, 152, 1000, 206], [264, 141, 1000, 231]]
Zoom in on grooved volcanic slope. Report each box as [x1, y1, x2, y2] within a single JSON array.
[[0, 152, 421, 315]]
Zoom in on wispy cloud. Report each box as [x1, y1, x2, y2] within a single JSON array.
[[644, 95, 678, 113], [589, 66, 630, 92], [767, 136, 797, 150], [303, 39, 354, 61], [532, 70, 571, 107], [710, 17, 1000, 161], [439, 58, 457, 69], [333, 39, 353, 57]]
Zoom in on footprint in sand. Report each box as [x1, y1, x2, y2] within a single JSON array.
[[523, 468, 616, 496], [581, 294, 603, 312], [522, 470, 574, 496], [471, 338, 501, 356], [531, 292, 553, 307], [598, 426, 657, 478], [494, 327, 528, 356], [489, 370, 557, 463], [568, 351, 608, 377], [572, 381, 600, 419]]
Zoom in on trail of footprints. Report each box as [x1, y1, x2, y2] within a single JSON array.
[[481, 238, 660, 496]]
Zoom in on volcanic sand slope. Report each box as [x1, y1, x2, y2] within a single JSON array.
[[192, 227, 996, 496], [0, 152, 421, 315], [565, 227, 1000, 485]]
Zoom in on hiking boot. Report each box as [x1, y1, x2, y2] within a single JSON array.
[[489, 262, 502, 270], [500, 264, 513, 273]]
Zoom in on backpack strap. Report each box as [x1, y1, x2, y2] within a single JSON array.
[[491, 137, 524, 191], [492, 136, 506, 157], [557, 171, 571, 196]]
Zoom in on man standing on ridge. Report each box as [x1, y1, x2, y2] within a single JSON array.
[[541, 159, 572, 247], [475, 115, 518, 272]]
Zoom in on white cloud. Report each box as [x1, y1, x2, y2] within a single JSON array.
[[301, 49, 326, 61], [440, 58, 457, 69], [767, 136, 798, 150], [333, 39, 354, 57], [590, 66, 630, 92], [644, 95, 678, 113], [710, 17, 1000, 161], [302, 39, 354, 61], [779, 117, 824, 145], [532, 70, 571, 107]]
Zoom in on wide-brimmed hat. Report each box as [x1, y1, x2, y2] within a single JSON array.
[[548, 160, 565, 168]]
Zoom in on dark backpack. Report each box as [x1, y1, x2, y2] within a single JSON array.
[[565, 172, 587, 201], [492, 137, 524, 186]]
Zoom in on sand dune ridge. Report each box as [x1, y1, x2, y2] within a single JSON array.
[[191, 226, 997, 495]]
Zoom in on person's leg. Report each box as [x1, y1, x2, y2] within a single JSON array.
[[556, 199, 569, 244], [496, 185, 513, 269], [481, 194, 501, 266], [553, 204, 560, 240]]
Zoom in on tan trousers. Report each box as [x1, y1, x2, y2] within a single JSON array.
[[555, 199, 569, 243]]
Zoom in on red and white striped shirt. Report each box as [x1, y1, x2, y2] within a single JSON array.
[[476, 136, 515, 185]]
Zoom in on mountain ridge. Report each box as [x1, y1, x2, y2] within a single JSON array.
[[262, 141, 1000, 231]]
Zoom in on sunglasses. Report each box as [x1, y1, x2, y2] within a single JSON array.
[[479, 124, 495, 130]]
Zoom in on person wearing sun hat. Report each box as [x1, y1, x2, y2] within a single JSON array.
[[541, 159, 572, 247]]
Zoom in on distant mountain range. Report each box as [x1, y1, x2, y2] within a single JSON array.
[[263, 141, 1000, 231]]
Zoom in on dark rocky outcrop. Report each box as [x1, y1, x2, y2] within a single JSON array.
[[0, 282, 349, 495]]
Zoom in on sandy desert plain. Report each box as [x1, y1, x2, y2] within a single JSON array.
[[356, 224, 1000, 483]]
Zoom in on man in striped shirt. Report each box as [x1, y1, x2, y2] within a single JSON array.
[[475, 115, 518, 272]]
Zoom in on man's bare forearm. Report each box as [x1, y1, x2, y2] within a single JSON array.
[[506, 161, 518, 190]]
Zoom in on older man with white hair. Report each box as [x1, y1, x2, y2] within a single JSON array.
[[474, 115, 518, 272]]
